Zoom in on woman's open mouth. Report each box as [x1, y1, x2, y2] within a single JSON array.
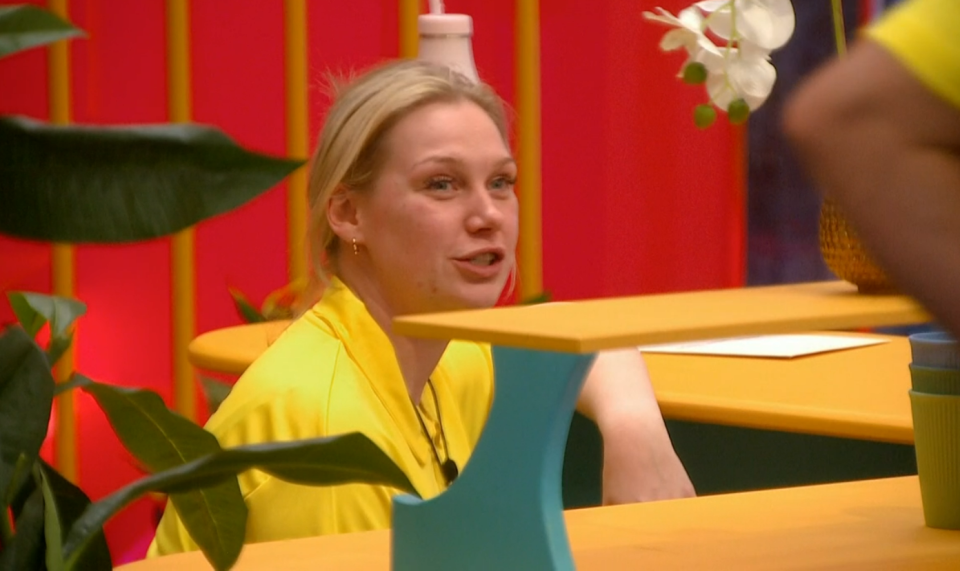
[[468, 252, 499, 266], [454, 250, 506, 279]]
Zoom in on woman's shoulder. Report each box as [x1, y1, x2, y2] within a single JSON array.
[[246, 315, 342, 389], [205, 315, 344, 440]]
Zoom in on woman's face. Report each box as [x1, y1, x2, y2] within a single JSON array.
[[354, 99, 519, 316]]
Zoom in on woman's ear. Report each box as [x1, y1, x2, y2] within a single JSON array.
[[327, 186, 363, 243]]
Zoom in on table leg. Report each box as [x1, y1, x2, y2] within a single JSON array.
[[392, 346, 595, 570]]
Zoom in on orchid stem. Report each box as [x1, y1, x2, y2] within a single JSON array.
[[722, 0, 738, 104], [831, 0, 847, 57]]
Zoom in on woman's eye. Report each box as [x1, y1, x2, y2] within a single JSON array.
[[425, 177, 456, 191], [490, 176, 517, 191]]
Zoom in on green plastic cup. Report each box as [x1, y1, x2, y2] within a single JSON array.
[[910, 364, 960, 396], [909, 390, 960, 529]]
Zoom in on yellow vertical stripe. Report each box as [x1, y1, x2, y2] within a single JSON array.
[[285, 0, 308, 284], [167, 0, 196, 420], [399, 0, 419, 58], [167, 0, 192, 122], [47, 0, 77, 484], [516, 0, 543, 299]]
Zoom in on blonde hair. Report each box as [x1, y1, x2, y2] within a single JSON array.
[[306, 59, 510, 288]]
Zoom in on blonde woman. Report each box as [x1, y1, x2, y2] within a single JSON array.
[[150, 60, 692, 556]]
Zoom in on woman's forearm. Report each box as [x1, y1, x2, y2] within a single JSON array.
[[576, 349, 695, 504]]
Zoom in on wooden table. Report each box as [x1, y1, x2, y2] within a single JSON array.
[[644, 332, 914, 444], [119, 476, 960, 570], [188, 281, 928, 374], [189, 325, 916, 445], [392, 280, 929, 351]]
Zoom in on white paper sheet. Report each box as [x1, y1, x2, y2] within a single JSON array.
[[638, 334, 888, 359]]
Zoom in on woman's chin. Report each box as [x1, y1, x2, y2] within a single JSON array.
[[445, 286, 504, 311]]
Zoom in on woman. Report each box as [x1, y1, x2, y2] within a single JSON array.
[[150, 59, 693, 556]]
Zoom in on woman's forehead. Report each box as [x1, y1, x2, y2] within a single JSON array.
[[382, 101, 511, 165]]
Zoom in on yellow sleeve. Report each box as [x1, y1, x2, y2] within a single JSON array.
[[147, 386, 324, 558], [147, 386, 402, 557], [148, 315, 422, 558], [864, 0, 960, 109]]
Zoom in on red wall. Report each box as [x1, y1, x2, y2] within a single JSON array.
[[0, 0, 743, 562]]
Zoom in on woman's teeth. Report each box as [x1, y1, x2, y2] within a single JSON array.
[[470, 253, 496, 266]]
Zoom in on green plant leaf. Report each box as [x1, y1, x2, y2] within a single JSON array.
[[199, 376, 234, 416], [45, 331, 74, 368], [37, 461, 110, 571], [7, 292, 46, 337], [168, 484, 246, 571], [229, 287, 266, 324], [0, 4, 84, 59], [6, 292, 85, 368], [38, 464, 64, 571], [0, 326, 54, 507], [63, 433, 415, 569], [6, 291, 86, 340], [0, 482, 45, 571], [6, 453, 34, 516], [77, 376, 222, 472], [0, 115, 305, 243], [149, 434, 419, 495], [76, 375, 244, 571], [53, 374, 86, 397]]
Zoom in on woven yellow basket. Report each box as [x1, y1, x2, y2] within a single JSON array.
[[819, 198, 895, 293]]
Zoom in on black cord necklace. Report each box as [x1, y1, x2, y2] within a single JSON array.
[[413, 379, 459, 486]]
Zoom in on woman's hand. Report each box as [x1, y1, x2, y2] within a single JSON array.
[[577, 348, 695, 504]]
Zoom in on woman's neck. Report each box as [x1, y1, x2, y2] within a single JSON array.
[[337, 264, 448, 404]]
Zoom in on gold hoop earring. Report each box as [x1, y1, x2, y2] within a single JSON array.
[[352, 238, 359, 256]]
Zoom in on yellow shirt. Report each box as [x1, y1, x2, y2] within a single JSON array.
[[149, 278, 494, 556], [865, 0, 960, 109]]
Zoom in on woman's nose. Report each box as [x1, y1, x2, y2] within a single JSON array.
[[465, 187, 504, 233]]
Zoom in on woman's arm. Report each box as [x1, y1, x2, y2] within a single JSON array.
[[576, 349, 695, 504], [785, 39, 960, 338]]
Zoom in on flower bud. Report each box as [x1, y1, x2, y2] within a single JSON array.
[[694, 104, 717, 129], [682, 62, 708, 85], [727, 98, 750, 124]]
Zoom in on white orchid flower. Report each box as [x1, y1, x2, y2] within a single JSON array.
[[643, 7, 719, 57], [643, 6, 723, 81], [644, 0, 794, 124], [695, 0, 795, 51], [703, 45, 778, 110]]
